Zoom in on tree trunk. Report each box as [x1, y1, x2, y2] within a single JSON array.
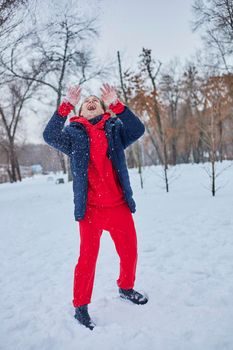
[[9, 147, 17, 182], [211, 156, 216, 196], [218, 120, 223, 162], [67, 156, 73, 182], [15, 155, 22, 181], [58, 150, 67, 173]]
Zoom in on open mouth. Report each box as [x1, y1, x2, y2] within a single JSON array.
[[87, 104, 96, 111]]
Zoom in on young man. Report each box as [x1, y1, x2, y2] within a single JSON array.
[[43, 83, 148, 331]]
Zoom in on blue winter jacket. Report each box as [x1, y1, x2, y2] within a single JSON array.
[[43, 106, 145, 221]]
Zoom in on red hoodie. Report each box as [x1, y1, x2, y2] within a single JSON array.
[[69, 111, 125, 209]]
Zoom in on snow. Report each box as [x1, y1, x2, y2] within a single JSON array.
[[1, 162, 233, 350]]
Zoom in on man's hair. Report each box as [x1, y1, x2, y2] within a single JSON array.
[[78, 95, 106, 116]]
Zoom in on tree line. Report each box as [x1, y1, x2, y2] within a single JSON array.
[[0, 0, 233, 197]]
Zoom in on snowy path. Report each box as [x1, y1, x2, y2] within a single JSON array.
[[1, 162, 233, 350]]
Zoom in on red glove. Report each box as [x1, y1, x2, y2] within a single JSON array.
[[108, 98, 125, 114], [57, 101, 74, 117]]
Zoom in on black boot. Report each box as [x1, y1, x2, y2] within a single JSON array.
[[119, 288, 148, 305], [74, 304, 96, 330]]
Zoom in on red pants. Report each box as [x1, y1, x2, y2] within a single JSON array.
[[72, 202, 138, 307]]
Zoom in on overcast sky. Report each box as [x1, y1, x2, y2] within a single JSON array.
[[80, 0, 202, 66], [32, 0, 204, 143]]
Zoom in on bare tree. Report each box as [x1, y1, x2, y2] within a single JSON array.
[[199, 74, 233, 195], [159, 59, 182, 165], [0, 0, 37, 43], [139, 48, 172, 192], [180, 64, 206, 163], [0, 8, 109, 177], [117, 50, 144, 189], [192, 0, 233, 72], [0, 0, 27, 29], [0, 79, 38, 182]]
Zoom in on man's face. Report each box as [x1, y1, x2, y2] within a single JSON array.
[[80, 95, 105, 119]]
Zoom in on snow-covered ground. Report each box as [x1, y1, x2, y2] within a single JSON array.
[[1, 161, 233, 350]]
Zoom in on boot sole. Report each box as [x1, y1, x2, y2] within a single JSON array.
[[119, 294, 149, 305], [74, 315, 96, 330]]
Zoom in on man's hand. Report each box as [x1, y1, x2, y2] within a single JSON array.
[[100, 83, 118, 106], [64, 84, 81, 107]]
